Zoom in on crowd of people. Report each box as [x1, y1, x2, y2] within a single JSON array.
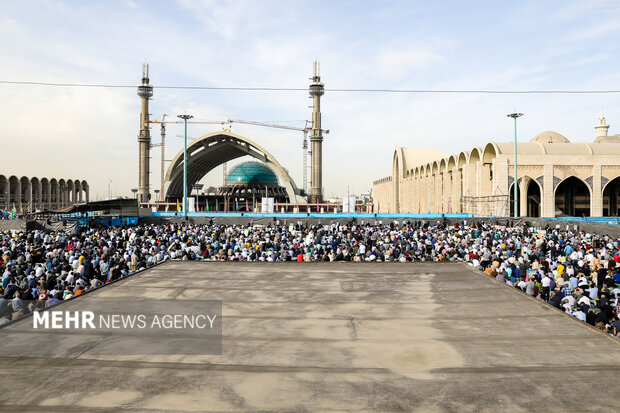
[[1, 219, 620, 336]]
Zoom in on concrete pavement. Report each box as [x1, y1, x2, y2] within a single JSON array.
[[1, 261, 619, 412]]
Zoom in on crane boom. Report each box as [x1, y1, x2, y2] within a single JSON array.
[[147, 118, 329, 196], [148, 120, 229, 125], [227, 119, 328, 194], [227, 119, 305, 132], [227, 118, 329, 134], [160, 114, 166, 197]]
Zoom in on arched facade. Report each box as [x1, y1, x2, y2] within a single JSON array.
[[555, 176, 591, 217], [372, 120, 620, 217], [0, 175, 89, 212], [382, 146, 449, 214], [164, 131, 305, 203]]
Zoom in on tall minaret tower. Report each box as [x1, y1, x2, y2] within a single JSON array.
[[137, 63, 153, 204], [595, 110, 610, 139], [309, 60, 325, 204]]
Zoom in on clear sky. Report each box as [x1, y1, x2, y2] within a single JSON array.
[[2, 0, 620, 200]]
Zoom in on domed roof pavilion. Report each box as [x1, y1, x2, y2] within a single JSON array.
[[226, 161, 279, 186]]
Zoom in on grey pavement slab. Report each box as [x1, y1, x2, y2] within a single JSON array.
[[1, 261, 619, 412]]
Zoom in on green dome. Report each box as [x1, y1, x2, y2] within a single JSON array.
[[226, 161, 278, 185]]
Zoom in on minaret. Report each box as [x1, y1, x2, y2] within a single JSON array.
[[137, 63, 153, 204], [595, 109, 609, 138], [309, 60, 325, 204]]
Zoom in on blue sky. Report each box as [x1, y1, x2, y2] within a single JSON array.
[[2, 0, 620, 199]]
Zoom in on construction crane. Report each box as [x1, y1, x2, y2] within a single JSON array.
[[147, 118, 328, 195], [149, 114, 167, 197], [227, 119, 329, 194], [148, 117, 228, 198]]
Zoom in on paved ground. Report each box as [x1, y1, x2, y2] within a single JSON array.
[[1, 261, 619, 412]]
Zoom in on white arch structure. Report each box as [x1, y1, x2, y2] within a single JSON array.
[[164, 131, 306, 203]]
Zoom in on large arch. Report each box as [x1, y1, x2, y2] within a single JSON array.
[[447, 155, 457, 172], [603, 177, 620, 217], [0, 175, 7, 210], [73, 180, 82, 203], [482, 142, 499, 164], [457, 152, 468, 169], [509, 176, 541, 217], [50, 179, 58, 208], [526, 178, 542, 217], [58, 179, 67, 207], [82, 180, 89, 203], [8, 176, 18, 208], [555, 176, 591, 217], [41, 178, 50, 210], [31, 177, 40, 211], [469, 147, 482, 164], [20, 176, 30, 209], [67, 180, 75, 204], [165, 131, 305, 203], [509, 182, 521, 218]]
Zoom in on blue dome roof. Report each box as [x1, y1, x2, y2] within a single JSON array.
[[226, 161, 278, 185]]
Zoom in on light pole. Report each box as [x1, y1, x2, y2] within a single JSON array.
[[347, 185, 349, 213], [507, 112, 523, 218], [178, 113, 193, 218], [154, 189, 160, 208], [131, 188, 138, 200]]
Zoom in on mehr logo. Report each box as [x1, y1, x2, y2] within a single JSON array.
[[33, 311, 217, 330]]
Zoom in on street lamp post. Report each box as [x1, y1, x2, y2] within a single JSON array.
[[178, 114, 193, 218], [507, 112, 523, 218], [131, 188, 138, 200]]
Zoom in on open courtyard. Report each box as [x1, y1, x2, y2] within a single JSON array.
[[1, 261, 619, 412]]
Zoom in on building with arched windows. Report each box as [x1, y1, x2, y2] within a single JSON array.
[[372, 116, 620, 217], [0, 175, 89, 213]]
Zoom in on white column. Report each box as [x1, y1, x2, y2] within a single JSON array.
[[26, 180, 32, 207], [16, 180, 22, 211], [4, 180, 10, 210], [35, 182, 42, 210], [45, 184, 51, 210], [591, 165, 602, 217], [453, 169, 462, 213], [445, 171, 452, 213], [439, 173, 444, 212], [519, 178, 528, 217], [542, 164, 555, 218], [492, 157, 509, 216]]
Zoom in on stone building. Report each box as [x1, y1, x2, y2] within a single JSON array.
[[0, 175, 89, 212], [372, 117, 620, 217]]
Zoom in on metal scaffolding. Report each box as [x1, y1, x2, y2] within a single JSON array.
[[460, 194, 509, 217]]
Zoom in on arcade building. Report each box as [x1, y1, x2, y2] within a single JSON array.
[[373, 116, 620, 218]]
